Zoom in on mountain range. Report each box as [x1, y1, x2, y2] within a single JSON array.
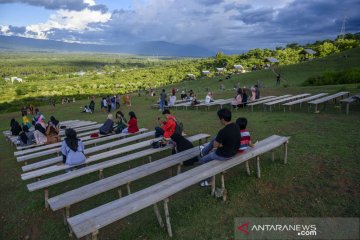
[[0, 35, 216, 57]]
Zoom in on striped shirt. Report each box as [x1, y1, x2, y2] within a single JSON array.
[[239, 130, 251, 152]]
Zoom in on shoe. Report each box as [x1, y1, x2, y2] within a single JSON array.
[[200, 180, 210, 187], [199, 145, 205, 158]]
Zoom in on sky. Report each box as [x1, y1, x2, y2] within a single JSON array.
[[0, 0, 359, 50]]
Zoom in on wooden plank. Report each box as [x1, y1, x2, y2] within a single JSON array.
[[47, 145, 207, 210], [67, 135, 289, 238], [18, 130, 153, 163], [308, 92, 349, 105], [22, 134, 209, 180], [283, 93, 328, 106], [21, 130, 154, 171], [247, 95, 292, 106], [264, 94, 310, 106], [340, 93, 360, 103]]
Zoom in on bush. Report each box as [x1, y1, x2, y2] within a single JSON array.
[[302, 68, 360, 86]]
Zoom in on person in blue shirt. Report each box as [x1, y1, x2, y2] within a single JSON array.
[[61, 128, 86, 167]]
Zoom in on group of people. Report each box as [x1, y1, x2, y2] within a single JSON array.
[[152, 108, 255, 184], [11, 108, 61, 146], [231, 85, 260, 108], [98, 111, 139, 135], [100, 95, 132, 113]]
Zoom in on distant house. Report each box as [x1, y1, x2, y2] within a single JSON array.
[[187, 74, 195, 80], [264, 57, 279, 63], [75, 71, 86, 76], [300, 49, 317, 61], [202, 70, 210, 75], [234, 64, 244, 73], [10, 77, 23, 83], [4, 77, 10, 82]]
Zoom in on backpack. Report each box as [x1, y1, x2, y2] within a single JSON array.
[[169, 117, 183, 136]]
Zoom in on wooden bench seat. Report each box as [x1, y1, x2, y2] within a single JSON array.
[[67, 135, 289, 239], [282, 93, 328, 111], [14, 128, 148, 157], [21, 130, 154, 171], [308, 91, 349, 112], [263, 94, 310, 112], [340, 93, 360, 115], [247, 95, 292, 111], [21, 134, 209, 180], [28, 134, 209, 209], [18, 130, 153, 165], [233, 96, 276, 111]]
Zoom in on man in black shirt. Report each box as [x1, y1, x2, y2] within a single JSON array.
[[198, 108, 240, 186], [199, 108, 240, 164]]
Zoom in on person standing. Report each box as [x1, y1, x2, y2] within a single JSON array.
[[276, 74, 281, 86], [159, 89, 167, 111]]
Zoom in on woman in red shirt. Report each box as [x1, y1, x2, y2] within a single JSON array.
[[122, 111, 139, 133]]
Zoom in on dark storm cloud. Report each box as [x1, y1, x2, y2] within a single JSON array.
[[197, 0, 224, 6], [7, 25, 26, 34]]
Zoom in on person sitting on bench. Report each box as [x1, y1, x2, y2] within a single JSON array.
[[155, 109, 176, 140], [99, 114, 114, 135], [61, 128, 86, 171], [198, 108, 240, 186]]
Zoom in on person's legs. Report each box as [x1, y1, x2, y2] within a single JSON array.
[[159, 100, 164, 110], [200, 137, 216, 156], [121, 127, 129, 134], [155, 127, 164, 138]]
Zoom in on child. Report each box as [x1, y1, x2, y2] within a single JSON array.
[[236, 117, 255, 152]]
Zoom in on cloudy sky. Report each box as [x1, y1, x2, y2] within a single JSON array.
[[0, 0, 359, 50]]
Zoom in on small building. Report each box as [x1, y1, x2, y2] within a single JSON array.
[[299, 49, 317, 61], [10, 77, 23, 83], [233, 64, 244, 73], [202, 70, 210, 76], [264, 57, 279, 63], [187, 74, 195, 80]]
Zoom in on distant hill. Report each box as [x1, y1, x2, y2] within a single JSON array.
[[0, 35, 214, 57]]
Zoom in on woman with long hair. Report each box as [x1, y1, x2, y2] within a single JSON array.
[[121, 111, 139, 133], [61, 128, 86, 166], [17, 125, 35, 146], [114, 110, 127, 134], [99, 113, 114, 135], [231, 88, 243, 108], [10, 118, 22, 136], [34, 123, 47, 144]]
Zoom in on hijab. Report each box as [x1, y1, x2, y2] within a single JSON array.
[[64, 128, 79, 152]]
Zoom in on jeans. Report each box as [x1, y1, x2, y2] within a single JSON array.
[[159, 99, 165, 110], [199, 137, 230, 182], [155, 127, 164, 138]]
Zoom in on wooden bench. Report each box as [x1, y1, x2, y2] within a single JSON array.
[[21, 130, 154, 171], [340, 93, 360, 115], [14, 128, 148, 157], [282, 93, 328, 111], [20, 134, 208, 180], [247, 95, 292, 111], [18, 130, 153, 165], [263, 94, 310, 112], [28, 134, 209, 209], [308, 91, 349, 112], [173, 100, 204, 110], [67, 135, 289, 239], [233, 96, 276, 111]]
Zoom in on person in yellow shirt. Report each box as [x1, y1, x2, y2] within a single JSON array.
[[22, 113, 31, 128]]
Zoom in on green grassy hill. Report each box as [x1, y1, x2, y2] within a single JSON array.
[[0, 49, 359, 240]]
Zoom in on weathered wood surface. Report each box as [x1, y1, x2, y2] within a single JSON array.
[[283, 93, 328, 106], [340, 93, 360, 115], [264, 94, 310, 106], [308, 92, 349, 105], [18, 130, 153, 163], [48, 144, 206, 211], [28, 134, 209, 193], [67, 135, 289, 239], [21, 134, 209, 180], [21, 130, 154, 172], [14, 128, 148, 157], [247, 95, 292, 106]]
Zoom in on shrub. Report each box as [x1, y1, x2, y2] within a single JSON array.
[[302, 68, 360, 86]]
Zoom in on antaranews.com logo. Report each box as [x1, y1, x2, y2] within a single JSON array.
[[234, 218, 359, 240]]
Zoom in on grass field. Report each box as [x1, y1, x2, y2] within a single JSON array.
[[0, 50, 359, 240]]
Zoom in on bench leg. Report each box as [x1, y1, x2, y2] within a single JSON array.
[[118, 188, 122, 198], [126, 182, 131, 194], [148, 155, 152, 163], [245, 161, 250, 175], [88, 230, 99, 240], [164, 198, 173, 237], [44, 188, 49, 209], [177, 164, 182, 175], [284, 141, 288, 164], [346, 103, 350, 115], [221, 172, 227, 201], [98, 169, 104, 179], [272, 150, 275, 162], [256, 156, 261, 178], [63, 206, 71, 225], [211, 176, 216, 196], [153, 203, 165, 228]]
